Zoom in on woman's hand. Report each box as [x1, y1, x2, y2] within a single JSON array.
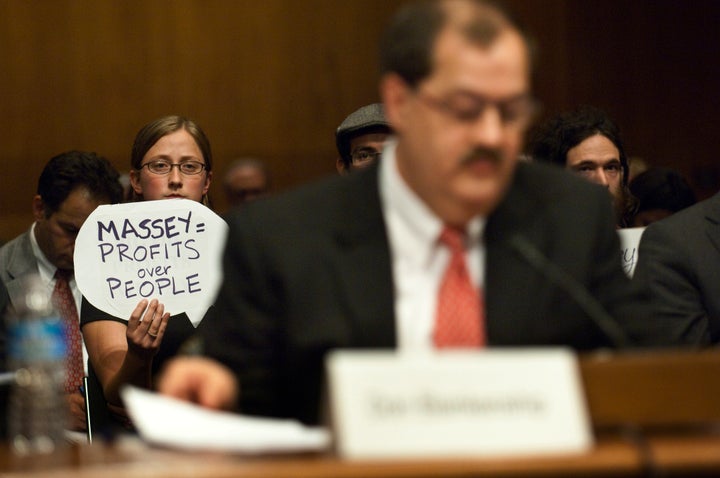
[[125, 299, 170, 359]]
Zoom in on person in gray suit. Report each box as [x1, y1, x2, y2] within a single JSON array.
[[0, 151, 123, 431], [159, 0, 657, 424], [0, 279, 9, 439], [633, 192, 720, 344]]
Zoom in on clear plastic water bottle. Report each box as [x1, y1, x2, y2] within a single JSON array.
[[6, 274, 68, 455]]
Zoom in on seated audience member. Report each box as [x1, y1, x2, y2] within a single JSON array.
[[527, 106, 636, 228], [633, 190, 720, 344], [118, 172, 134, 202], [223, 158, 270, 209], [628, 156, 648, 183], [159, 0, 658, 425], [335, 103, 393, 174], [81, 115, 214, 420], [629, 167, 696, 227], [0, 278, 11, 439], [0, 151, 123, 432], [0, 278, 8, 361]]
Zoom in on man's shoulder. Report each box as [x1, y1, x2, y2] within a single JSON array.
[[0, 230, 36, 287], [643, 192, 719, 239], [226, 167, 378, 230], [0, 231, 32, 263]]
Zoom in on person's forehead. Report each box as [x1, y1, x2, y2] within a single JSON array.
[[230, 167, 266, 183], [568, 135, 620, 160], [427, 26, 530, 94], [146, 130, 203, 158], [350, 132, 389, 149], [51, 190, 101, 221]]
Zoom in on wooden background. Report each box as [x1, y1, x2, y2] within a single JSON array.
[[1, 0, 718, 239]]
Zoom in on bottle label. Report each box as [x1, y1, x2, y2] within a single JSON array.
[[8, 316, 67, 362]]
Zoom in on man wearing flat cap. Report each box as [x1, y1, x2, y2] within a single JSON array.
[[335, 103, 393, 174]]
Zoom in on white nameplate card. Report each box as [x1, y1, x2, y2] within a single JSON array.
[[327, 349, 592, 459]]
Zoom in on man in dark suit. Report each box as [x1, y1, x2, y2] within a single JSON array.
[[160, 0, 654, 424], [633, 192, 720, 344]]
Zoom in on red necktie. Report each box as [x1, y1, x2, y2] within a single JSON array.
[[433, 227, 485, 348], [53, 269, 84, 393]]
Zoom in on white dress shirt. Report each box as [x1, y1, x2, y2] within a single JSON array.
[[378, 140, 485, 352], [29, 222, 88, 374]]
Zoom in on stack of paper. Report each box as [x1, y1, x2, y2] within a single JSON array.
[[121, 386, 331, 453]]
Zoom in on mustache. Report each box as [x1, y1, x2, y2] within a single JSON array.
[[460, 148, 503, 166]]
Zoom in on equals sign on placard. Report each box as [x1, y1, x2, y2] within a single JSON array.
[[195, 222, 206, 233]]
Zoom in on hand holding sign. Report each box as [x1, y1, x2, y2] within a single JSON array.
[[126, 298, 171, 359], [74, 199, 228, 326]]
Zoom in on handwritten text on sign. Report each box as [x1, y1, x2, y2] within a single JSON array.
[[74, 199, 228, 325], [617, 227, 645, 277]]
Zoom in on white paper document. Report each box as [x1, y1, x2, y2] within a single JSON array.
[[121, 386, 331, 453]]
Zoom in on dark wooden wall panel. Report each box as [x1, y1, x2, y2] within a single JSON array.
[[0, 0, 404, 236], [0, 0, 718, 239]]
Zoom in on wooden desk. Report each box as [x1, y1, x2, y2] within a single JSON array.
[[3, 351, 719, 477], [3, 430, 720, 477], [0, 434, 644, 478], [646, 430, 720, 476]]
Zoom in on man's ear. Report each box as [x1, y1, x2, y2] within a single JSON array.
[[380, 73, 411, 135], [32, 195, 46, 221], [129, 169, 143, 196], [335, 157, 348, 175], [202, 170, 213, 196]]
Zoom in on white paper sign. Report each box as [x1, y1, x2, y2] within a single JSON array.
[[74, 199, 228, 325], [327, 349, 592, 459], [617, 227, 645, 277]]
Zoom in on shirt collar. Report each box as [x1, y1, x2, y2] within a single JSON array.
[[29, 222, 59, 285], [380, 140, 485, 264]]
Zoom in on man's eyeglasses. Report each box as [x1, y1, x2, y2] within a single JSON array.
[[139, 160, 207, 176], [417, 91, 538, 130], [350, 150, 382, 165]]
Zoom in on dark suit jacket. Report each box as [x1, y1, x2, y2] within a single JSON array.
[[200, 161, 654, 424], [633, 192, 720, 344]]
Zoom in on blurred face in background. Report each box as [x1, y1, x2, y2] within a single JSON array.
[[225, 165, 268, 207]]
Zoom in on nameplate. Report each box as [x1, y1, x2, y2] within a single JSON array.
[[327, 349, 592, 459]]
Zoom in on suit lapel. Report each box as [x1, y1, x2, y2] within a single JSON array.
[[484, 163, 552, 344], [4, 232, 40, 310], [331, 166, 396, 348]]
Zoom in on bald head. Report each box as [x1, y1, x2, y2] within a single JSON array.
[[223, 158, 270, 208]]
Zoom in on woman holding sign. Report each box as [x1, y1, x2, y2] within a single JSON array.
[[80, 115, 216, 425]]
